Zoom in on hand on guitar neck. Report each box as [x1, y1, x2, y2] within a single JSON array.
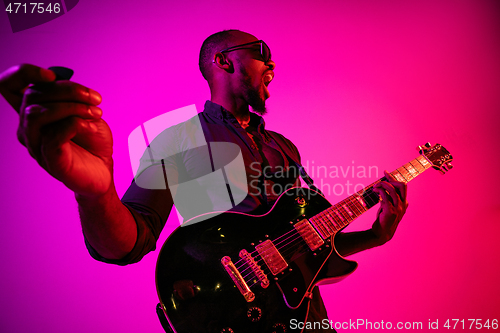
[[372, 170, 409, 244], [334, 170, 408, 257]]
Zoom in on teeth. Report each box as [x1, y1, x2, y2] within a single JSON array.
[[264, 73, 273, 84]]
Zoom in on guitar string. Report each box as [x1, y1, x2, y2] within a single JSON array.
[[235, 166, 424, 286], [237, 188, 381, 281], [242, 196, 390, 286], [247, 243, 311, 289], [245, 158, 440, 288], [237, 179, 382, 265], [234, 183, 377, 271], [235, 180, 385, 276], [273, 190, 372, 261], [236, 182, 382, 274], [240, 199, 376, 286], [242, 195, 372, 285], [241, 239, 308, 283], [238, 229, 305, 278]]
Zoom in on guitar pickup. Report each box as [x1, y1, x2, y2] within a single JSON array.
[[256, 240, 288, 275], [294, 219, 324, 251]]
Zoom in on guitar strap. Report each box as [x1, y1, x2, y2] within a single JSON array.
[[293, 160, 325, 197], [265, 131, 324, 196]]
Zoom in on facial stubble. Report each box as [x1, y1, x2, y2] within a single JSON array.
[[239, 65, 267, 116]]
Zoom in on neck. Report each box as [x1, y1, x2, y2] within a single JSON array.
[[211, 91, 251, 126]]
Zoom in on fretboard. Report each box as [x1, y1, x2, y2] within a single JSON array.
[[308, 155, 432, 239]]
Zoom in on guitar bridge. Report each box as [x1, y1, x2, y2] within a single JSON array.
[[221, 256, 255, 302]]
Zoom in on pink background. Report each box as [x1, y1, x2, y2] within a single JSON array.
[[1, 0, 499, 331]]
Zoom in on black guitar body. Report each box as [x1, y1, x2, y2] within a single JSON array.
[[156, 188, 358, 333]]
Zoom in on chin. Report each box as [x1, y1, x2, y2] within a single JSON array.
[[250, 102, 267, 115], [247, 87, 268, 116], [251, 106, 267, 116]]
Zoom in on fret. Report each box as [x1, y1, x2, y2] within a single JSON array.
[[325, 213, 341, 232], [336, 204, 354, 223], [313, 215, 326, 237], [342, 200, 357, 217], [416, 155, 432, 169], [327, 207, 345, 228], [318, 212, 335, 235], [331, 207, 346, 223], [397, 166, 412, 182], [409, 159, 425, 173], [359, 187, 380, 209], [405, 162, 419, 178], [310, 216, 329, 239], [346, 197, 365, 216], [310, 172, 409, 235], [355, 194, 367, 209], [302, 146, 446, 240], [392, 170, 407, 183], [342, 204, 354, 218]]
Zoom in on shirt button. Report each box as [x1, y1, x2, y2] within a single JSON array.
[[251, 145, 256, 149]]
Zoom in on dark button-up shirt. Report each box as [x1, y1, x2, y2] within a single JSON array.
[[88, 100, 302, 264], [85, 101, 332, 332]]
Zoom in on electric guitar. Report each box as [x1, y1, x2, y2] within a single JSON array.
[[156, 143, 453, 333]]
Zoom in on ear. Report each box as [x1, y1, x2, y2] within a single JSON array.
[[213, 52, 233, 72]]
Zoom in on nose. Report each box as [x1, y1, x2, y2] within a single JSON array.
[[266, 59, 276, 70]]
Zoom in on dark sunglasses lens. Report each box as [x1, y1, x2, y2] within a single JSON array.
[[262, 42, 271, 61]]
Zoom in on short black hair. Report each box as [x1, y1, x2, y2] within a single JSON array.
[[199, 29, 242, 81]]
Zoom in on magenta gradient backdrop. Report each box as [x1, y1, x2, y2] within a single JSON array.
[[1, 0, 499, 332]]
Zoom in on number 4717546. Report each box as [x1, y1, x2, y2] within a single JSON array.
[[5, 3, 61, 14], [443, 319, 498, 330]]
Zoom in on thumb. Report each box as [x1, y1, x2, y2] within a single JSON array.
[[0, 64, 56, 112]]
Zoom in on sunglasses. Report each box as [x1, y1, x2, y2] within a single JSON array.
[[218, 40, 272, 63]]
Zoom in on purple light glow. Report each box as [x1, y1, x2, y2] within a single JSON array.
[[0, 0, 499, 332]]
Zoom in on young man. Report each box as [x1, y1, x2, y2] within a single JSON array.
[[0, 30, 407, 332]]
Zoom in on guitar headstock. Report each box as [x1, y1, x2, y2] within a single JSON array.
[[418, 142, 453, 174]]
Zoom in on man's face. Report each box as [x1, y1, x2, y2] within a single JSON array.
[[239, 60, 268, 115], [225, 34, 275, 115]]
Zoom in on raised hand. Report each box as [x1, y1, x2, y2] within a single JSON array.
[[0, 64, 113, 197]]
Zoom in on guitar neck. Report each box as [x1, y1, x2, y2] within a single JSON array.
[[308, 155, 433, 239]]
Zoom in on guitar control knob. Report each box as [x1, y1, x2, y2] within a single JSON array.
[[272, 322, 287, 333], [295, 196, 307, 207], [220, 328, 234, 333], [247, 307, 262, 322]]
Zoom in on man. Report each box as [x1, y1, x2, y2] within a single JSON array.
[[0, 30, 408, 332]]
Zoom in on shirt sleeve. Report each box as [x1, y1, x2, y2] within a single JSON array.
[[84, 173, 174, 265], [85, 124, 181, 265]]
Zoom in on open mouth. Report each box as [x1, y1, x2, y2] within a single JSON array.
[[261, 71, 274, 99], [263, 71, 274, 86]]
